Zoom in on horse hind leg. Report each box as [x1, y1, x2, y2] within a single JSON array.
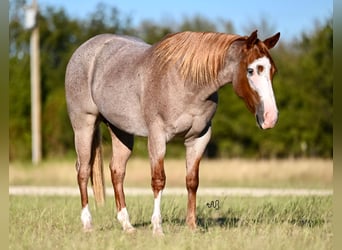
[[72, 114, 100, 231], [107, 124, 135, 233]]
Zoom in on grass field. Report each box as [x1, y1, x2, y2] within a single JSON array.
[[9, 195, 332, 250], [9, 158, 333, 249]]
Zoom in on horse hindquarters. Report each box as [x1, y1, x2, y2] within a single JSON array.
[[65, 55, 105, 230]]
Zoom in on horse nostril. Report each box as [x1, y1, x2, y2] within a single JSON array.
[[265, 111, 278, 122], [255, 114, 263, 129], [264, 111, 269, 119], [261, 110, 278, 129]]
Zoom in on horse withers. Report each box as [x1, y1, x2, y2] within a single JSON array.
[[65, 30, 280, 234]]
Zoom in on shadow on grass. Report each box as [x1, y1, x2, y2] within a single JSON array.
[[162, 216, 326, 230], [97, 216, 326, 233], [197, 217, 241, 229], [130, 217, 240, 231], [200, 217, 326, 229]]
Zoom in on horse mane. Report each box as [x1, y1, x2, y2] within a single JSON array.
[[150, 31, 243, 85]]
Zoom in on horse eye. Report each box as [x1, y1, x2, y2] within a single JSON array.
[[247, 68, 254, 75]]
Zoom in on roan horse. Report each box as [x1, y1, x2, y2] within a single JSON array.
[[65, 30, 280, 234]]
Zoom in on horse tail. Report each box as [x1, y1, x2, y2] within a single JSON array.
[[91, 125, 106, 206]]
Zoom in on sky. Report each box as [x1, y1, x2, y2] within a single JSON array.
[[36, 0, 332, 42]]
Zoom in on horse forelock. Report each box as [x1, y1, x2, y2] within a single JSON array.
[[246, 40, 277, 76], [150, 31, 242, 85]]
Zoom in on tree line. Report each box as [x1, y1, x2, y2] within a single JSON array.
[[9, 1, 332, 160]]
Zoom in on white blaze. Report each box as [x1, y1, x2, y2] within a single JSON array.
[[247, 56, 278, 129]]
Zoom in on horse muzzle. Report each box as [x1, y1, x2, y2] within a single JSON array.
[[256, 110, 278, 129]]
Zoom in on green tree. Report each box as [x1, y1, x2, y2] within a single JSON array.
[[179, 15, 217, 32], [9, 0, 31, 160], [137, 20, 172, 44], [294, 19, 333, 156]]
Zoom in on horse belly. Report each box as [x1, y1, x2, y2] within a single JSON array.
[[94, 84, 148, 136], [107, 113, 148, 137]]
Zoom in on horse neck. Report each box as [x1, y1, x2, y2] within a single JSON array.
[[184, 46, 244, 99], [216, 40, 245, 89], [170, 52, 240, 101]]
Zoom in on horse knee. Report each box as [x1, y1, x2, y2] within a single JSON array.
[[78, 166, 91, 183], [151, 169, 166, 194], [151, 176, 166, 191], [111, 168, 126, 183], [186, 173, 199, 192]]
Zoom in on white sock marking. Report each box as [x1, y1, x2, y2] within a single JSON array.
[[81, 204, 92, 229], [117, 207, 134, 232], [151, 190, 163, 234]]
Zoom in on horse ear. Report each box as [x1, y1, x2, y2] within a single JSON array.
[[263, 32, 281, 49], [246, 30, 258, 48]]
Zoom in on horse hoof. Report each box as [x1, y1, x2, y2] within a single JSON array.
[[153, 228, 164, 237], [82, 225, 93, 233], [124, 226, 136, 234], [186, 220, 197, 231]]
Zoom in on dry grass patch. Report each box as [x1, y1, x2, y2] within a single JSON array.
[[9, 158, 332, 189]]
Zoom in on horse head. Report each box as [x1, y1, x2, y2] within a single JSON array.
[[232, 30, 280, 129]]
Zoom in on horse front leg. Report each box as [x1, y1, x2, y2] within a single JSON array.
[[148, 132, 166, 235], [107, 125, 135, 233], [184, 125, 212, 229]]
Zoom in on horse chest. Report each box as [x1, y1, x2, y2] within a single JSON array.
[[165, 100, 217, 140]]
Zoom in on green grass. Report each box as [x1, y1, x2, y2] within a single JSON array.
[[9, 158, 333, 249], [9, 195, 332, 250]]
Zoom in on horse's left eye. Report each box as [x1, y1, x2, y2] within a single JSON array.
[[247, 68, 253, 75]]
